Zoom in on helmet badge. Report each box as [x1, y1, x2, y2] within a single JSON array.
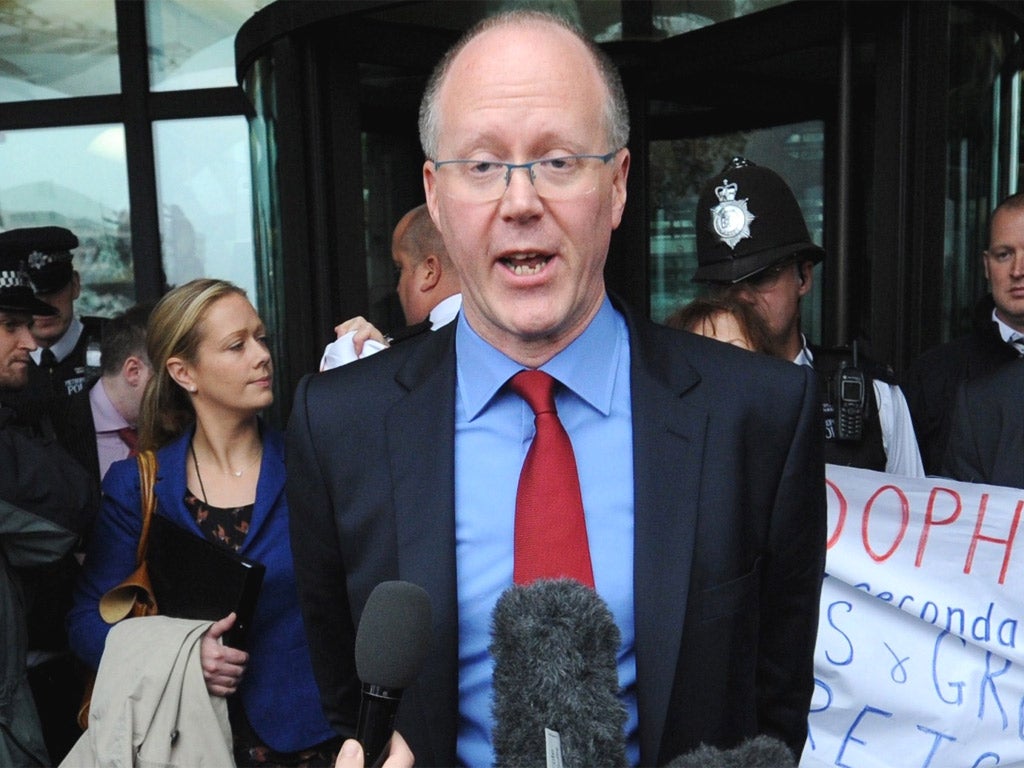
[[710, 179, 755, 250]]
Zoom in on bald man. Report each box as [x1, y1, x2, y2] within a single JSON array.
[[322, 204, 462, 369]]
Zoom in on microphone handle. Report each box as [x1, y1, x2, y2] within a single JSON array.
[[357, 683, 402, 768]]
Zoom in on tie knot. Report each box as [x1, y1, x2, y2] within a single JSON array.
[[40, 347, 58, 368], [510, 370, 557, 416], [117, 426, 139, 455]]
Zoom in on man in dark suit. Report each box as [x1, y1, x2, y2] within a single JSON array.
[[324, 204, 462, 368], [942, 359, 1024, 487], [287, 10, 825, 766], [388, 203, 462, 337], [905, 193, 1024, 475]]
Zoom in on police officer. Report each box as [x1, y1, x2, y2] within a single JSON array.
[[0, 250, 94, 765], [692, 157, 924, 476], [0, 226, 104, 423]]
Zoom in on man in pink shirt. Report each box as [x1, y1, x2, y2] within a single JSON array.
[[53, 303, 153, 488]]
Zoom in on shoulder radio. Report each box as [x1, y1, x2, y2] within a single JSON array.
[[834, 341, 867, 442]]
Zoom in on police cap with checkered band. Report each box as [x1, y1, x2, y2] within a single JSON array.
[[692, 157, 824, 284], [0, 250, 59, 316], [0, 226, 79, 295]]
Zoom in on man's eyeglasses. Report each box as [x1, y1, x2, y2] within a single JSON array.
[[432, 151, 620, 203]]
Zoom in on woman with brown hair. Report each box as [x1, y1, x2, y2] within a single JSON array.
[[665, 292, 773, 353]]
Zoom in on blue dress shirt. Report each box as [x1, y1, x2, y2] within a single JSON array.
[[454, 296, 638, 766]]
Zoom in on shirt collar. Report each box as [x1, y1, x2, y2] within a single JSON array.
[[90, 377, 131, 432], [30, 315, 83, 364], [429, 293, 463, 330], [455, 295, 623, 420], [793, 334, 814, 367], [991, 307, 1024, 345]]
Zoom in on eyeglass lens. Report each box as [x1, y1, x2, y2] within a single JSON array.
[[435, 154, 614, 203]]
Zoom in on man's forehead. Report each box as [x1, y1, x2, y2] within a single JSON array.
[[437, 76, 606, 157], [992, 206, 1024, 236]]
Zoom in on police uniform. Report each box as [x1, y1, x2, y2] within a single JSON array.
[[692, 157, 924, 477], [799, 341, 923, 475], [0, 227, 104, 426], [0, 253, 96, 765], [27, 316, 103, 399]]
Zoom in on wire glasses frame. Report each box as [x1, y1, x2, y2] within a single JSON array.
[[432, 150, 620, 203]]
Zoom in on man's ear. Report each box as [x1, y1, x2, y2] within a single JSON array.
[[419, 254, 442, 291], [610, 149, 630, 230], [424, 160, 441, 228], [797, 261, 814, 297], [122, 355, 146, 387]]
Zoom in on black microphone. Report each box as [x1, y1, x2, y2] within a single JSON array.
[[355, 580, 432, 768], [665, 735, 797, 768], [490, 578, 628, 768]]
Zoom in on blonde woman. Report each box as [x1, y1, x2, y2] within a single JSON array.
[[68, 279, 338, 766]]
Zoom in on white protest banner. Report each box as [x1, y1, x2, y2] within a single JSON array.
[[800, 466, 1024, 768]]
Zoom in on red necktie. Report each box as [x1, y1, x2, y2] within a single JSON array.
[[117, 427, 139, 457], [510, 370, 594, 588]]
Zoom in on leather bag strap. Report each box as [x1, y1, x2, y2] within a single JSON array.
[[134, 449, 158, 565]]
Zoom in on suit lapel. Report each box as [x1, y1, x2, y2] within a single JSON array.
[[153, 432, 191, 527], [244, 427, 283, 551], [625, 312, 706, 765], [387, 325, 460, 764]]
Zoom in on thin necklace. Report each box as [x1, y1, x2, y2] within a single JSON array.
[[189, 441, 262, 504], [190, 441, 209, 504]]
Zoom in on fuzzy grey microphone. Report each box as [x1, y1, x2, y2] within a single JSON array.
[[665, 735, 797, 768], [489, 578, 629, 768]]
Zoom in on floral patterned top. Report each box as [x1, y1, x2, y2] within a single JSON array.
[[184, 490, 252, 552]]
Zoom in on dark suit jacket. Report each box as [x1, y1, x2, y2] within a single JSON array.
[[286, 300, 826, 766], [905, 295, 1019, 475], [941, 358, 1024, 488]]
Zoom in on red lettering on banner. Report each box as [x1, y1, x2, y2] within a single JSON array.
[[827, 478, 848, 550], [965, 496, 1023, 584], [826, 469, 1024, 584], [916, 487, 963, 567], [862, 485, 911, 562]]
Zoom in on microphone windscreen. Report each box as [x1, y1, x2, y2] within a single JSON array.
[[355, 580, 432, 688], [665, 735, 797, 768], [490, 578, 628, 768]]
